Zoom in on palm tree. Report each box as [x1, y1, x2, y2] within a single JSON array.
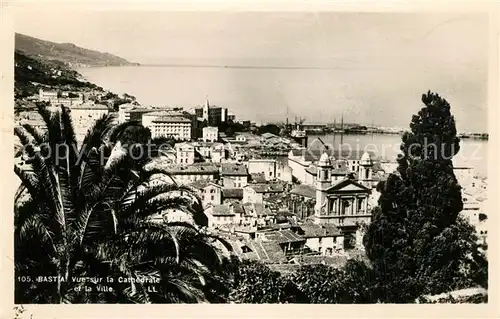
[[15, 103, 229, 303]]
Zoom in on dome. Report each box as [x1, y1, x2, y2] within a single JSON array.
[[318, 152, 332, 167], [360, 151, 373, 165]]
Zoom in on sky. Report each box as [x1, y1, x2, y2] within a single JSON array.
[[14, 9, 490, 132]]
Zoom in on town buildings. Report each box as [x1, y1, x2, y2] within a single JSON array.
[[194, 99, 228, 126], [203, 126, 219, 142], [69, 102, 109, 143], [221, 163, 249, 188], [39, 88, 84, 107], [247, 158, 293, 182], [162, 163, 220, 185], [149, 115, 192, 140], [175, 142, 196, 165]]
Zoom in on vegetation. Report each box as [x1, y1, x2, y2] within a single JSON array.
[[15, 51, 101, 98], [256, 124, 281, 136], [14, 103, 227, 303], [16, 33, 136, 67], [216, 120, 247, 137], [363, 91, 488, 302], [220, 257, 307, 303]]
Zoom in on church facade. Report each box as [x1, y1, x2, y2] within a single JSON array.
[[312, 152, 374, 249]]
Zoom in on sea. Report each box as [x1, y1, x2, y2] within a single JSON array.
[[78, 66, 488, 178]]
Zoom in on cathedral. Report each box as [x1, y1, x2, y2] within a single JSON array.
[[312, 152, 375, 248]]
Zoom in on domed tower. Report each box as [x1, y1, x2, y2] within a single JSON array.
[[315, 152, 332, 218], [359, 151, 373, 183]]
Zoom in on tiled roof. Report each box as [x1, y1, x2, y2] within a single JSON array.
[[222, 188, 244, 199], [262, 229, 305, 244], [290, 184, 316, 199], [245, 240, 287, 263], [210, 204, 235, 216], [247, 183, 284, 193], [163, 163, 219, 175], [189, 179, 220, 190], [242, 203, 274, 217], [233, 203, 245, 214], [221, 163, 248, 176], [250, 172, 267, 183], [299, 223, 341, 237]]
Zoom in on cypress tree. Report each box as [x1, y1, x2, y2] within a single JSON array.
[[364, 91, 487, 302]]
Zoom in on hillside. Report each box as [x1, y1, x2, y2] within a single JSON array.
[[14, 50, 102, 98], [15, 33, 138, 68]]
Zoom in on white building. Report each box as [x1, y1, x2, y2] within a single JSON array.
[[220, 163, 249, 188], [175, 142, 195, 165], [299, 223, 344, 255], [118, 103, 135, 123], [39, 88, 84, 107], [148, 116, 192, 140], [312, 152, 373, 249], [204, 203, 239, 229], [202, 126, 219, 142], [162, 163, 219, 185], [69, 102, 109, 143], [247, 158, 292, 182]]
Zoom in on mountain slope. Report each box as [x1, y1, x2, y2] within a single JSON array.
[[14, 50, 101, 98], [15, 33, 138, 67]]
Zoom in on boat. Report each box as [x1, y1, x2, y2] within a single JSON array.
[[291, 129, 306, 138]]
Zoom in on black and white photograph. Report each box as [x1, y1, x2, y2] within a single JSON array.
[[7, 2, 493, 309]]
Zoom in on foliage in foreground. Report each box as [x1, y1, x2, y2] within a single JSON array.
[[363, 91, 488, 302], [14, 104, 226, 303]]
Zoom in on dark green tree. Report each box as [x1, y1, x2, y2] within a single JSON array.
[[221, 257, 308, 303], [14, 104, 228, 303], [290, 260, 378, 303], [363, 91, 487, 302]]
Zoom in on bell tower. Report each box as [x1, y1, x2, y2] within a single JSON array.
[[359, 151, 373, 186], [315, 152, 332, 218], [203, 97, 210, 123]]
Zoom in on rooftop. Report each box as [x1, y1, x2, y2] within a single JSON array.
[[163, 163, 219, 175], [299, 223, 341, 237], [250, 172, 267, 183], [290, 184, 316, 199], [262, 229, 305, 244], [242, 202, 274, 217], [244, 240, 287, 263], [189, 179, 221, 190], [247, 183, 284, 193], [221, 188, 244, 199], [152, 116, 191, 123], [220, 163, 249, 176], [209, 204, 235, 216], [71, 102, 108, 110]]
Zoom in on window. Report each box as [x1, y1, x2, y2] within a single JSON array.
[[211, 195, 214, 201]]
